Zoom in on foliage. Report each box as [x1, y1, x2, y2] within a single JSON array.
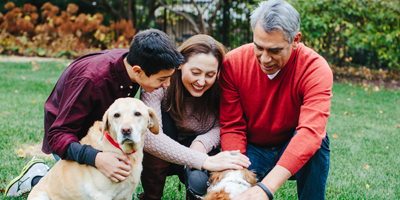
[[1, 0, 399, 72], [288, 0, 400, 70], [0, 2, 135, 58]]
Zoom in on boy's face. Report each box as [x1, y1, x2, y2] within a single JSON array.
[[136, 68, 175, 92]]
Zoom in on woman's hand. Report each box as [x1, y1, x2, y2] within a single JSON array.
[[201, 150, 251, 171], [189, 140, 207, 153]]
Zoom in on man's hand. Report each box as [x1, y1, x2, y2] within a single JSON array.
[[95, 152, 131, 183], [233, 165, 292, 200], [189, 140, 207, 153], [232, 186, 269, 200]]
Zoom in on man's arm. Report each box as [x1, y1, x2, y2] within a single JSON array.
[[234, 55, 334, 200], [219, 59, 248, 154]]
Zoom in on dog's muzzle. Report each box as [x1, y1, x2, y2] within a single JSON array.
[[121, 126, 134, 144]]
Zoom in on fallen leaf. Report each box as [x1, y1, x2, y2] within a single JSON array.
[[46, 79, 51, 83], [15, 90, 19, 93], [29, 146, 34, 150], [396, 125, 400, 128], [364, 165, 369, 170], [366, 184, 370, 189], [344, 111, 348, 115], [357, 134, 361, 137], [32, 61, 39, 71], [373, 86, 380, 92], [9, 72, 13, 76], [380, 110, 383, 114], [351, 91, 355, 95], [347, 98, 351, 101], [332, 134, 339, 138], [32, 100, 37, 104], [2, 111, 9, 115], [0, 188, 5, 193], [17, 149, 24, 154], [21, 76, 26, 80], [351, 114, 355, 117], [368, 90, 371, 94]]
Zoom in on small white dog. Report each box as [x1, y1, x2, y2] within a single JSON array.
[[28, 97, 159, 200], [204, 169, 257, 200]]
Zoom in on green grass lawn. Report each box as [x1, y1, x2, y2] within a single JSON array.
[[0, 60, 399, 199]]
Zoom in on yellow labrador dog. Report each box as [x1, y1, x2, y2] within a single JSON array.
[[28, 97, 159, 200]]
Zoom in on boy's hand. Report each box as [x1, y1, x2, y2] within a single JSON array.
[[95, 152, 131, 183]]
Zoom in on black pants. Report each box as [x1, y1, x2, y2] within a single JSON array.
[[140, 112, 219, 200]]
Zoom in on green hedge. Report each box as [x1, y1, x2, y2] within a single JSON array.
[[289, 0, 400, 70]]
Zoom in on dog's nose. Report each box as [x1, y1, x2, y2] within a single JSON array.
[[121, 126, 132, 135]]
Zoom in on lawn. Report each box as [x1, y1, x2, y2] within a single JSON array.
[[0, 60, 399, 199]]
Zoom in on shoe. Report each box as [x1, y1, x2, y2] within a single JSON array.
[[4, 156, 49, 197]]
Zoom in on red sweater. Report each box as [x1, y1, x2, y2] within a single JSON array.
[[220, 43, 333, 174]]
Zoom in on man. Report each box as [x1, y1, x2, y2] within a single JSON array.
[[219, 0, 333, 199], [5, 29, 184, 197]]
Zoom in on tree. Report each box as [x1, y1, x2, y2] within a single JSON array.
[[156, 0, 222, 35]]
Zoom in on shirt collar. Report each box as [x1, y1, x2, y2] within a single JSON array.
[[267, 70, 281, 80], [114, 52, 139, 91]]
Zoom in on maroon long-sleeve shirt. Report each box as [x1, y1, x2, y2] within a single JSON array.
[[43, 49, 140, 158]]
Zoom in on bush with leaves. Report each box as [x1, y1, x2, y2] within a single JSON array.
[[289, 0, 400, 71], [0, 2, 136, 58]]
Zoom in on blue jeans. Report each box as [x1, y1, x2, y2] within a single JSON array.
[[246, 131, 330, 199]]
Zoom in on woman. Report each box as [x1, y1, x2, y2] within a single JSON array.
[[139, 34, 250, 200]]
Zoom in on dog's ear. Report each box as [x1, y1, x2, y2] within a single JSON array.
[[243, 169, 258, 186], [147, 107, 159, 134], [101, 109, 110, 134]]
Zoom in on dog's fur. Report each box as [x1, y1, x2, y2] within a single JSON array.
[[28, 98, 159, 200], [204, 169, 257, 200]]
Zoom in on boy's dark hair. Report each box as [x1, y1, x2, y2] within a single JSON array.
[[126, 29, 184, 77]]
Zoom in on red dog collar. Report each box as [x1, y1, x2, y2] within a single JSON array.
[[104, 131, 135, 155]]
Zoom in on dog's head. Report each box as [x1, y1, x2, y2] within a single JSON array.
[[204, 169, 257, 200], [101, 97, 159, 154]]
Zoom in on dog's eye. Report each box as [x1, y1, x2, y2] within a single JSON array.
[[114, 113, 120, 118], [134, 112, 141, 116]]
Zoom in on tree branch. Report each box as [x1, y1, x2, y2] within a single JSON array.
[[190, 0, 206, 33], [156, 0, 201, 33], [207, 0, 223, 35]]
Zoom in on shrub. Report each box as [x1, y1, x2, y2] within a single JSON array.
[[291, 0, 400, 71], [0, 2, 136, 58]]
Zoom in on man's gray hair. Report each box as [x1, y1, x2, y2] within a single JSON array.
[[250, 0, 300, 43]]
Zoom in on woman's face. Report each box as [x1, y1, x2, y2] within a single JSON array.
[[180, 53, 219, 97]]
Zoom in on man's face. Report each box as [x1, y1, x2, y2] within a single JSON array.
[[137, 68, 175, 92], [253, 22, 300, 75]]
